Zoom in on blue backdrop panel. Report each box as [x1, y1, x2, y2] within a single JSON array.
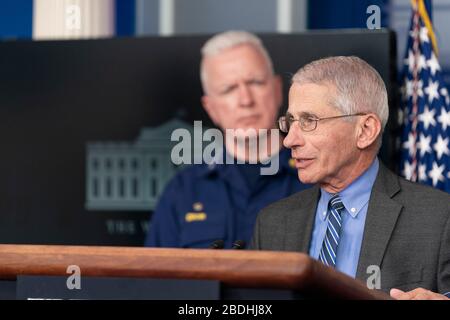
[[308, 0, 390, 29], [0, 0, 33, 39], [116, 0, 136, 36]]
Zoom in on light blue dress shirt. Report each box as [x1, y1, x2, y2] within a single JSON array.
[[309, 158, 379, 278]]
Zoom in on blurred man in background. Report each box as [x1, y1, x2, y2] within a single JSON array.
[[145, 31, 309, 248]]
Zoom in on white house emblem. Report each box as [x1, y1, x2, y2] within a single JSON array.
[[85, 119, 201, 211]]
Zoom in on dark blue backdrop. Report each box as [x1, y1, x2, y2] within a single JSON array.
[[308, 0, 431, 29], [0, 0, 32, 39]]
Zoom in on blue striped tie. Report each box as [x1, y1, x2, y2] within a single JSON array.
[[318, 194, 344, 268]]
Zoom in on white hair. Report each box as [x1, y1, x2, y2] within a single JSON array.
[[200, 31, 274, 92], [292, 56, 389, 132]]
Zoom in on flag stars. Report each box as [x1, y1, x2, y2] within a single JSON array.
[[418, 133, 432, 157], [440, 87, 449, 105], [424, 80, 440, 103], [403, 161, 415, 180], [433, 135, 450, 160], [404, 52, 427, 73], [437, 107, 450, 130], [407, 79, 425, 97], [420, 27, 430, 43], [403, 133, 416, 156], [409, 28, 418, 40], [405, 79, 424, 97], [418, 163, 428, 182], [405, 80, 413, 97], [417, 79, 424, 97], [428, 162, 445, 186], [401, 19, 449, 192], [418, 106, 436, 130], [427, 52, 441, 76], [417, 54, 427, 72], [405, 50, 415, 73]]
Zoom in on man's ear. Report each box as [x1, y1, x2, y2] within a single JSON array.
[[356, 114, 382, 149], [201, 95, 220, 127]]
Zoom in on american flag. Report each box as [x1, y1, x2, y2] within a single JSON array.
[[399, 0, 450, 193]]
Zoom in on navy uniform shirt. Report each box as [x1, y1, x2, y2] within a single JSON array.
[[144, 148, 309, 248]]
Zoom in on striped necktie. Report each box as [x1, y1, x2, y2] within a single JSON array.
[[318, 194, 345, 268]]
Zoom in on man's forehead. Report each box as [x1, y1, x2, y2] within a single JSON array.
[[289, 82, 333, 95], [288, 83, 334, 111], [206, 63, 270, 91], [204, 45, 269, 73]]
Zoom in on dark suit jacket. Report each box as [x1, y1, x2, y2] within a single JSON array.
[[251, 162, 450, 294]]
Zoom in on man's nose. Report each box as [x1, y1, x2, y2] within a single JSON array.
[[238, 83, 254, 107], [283, 123, 305, 149]]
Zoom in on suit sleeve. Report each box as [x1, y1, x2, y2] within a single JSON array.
[[144, 177, 181, 247], [438, 206, 450, 295]]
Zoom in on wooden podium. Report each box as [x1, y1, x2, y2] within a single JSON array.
[[0, 244, 390, 299]]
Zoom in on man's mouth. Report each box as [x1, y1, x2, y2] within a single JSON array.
[[293, 158, 315, 169], [238, 115, 261, 124]]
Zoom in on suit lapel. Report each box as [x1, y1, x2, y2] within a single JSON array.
[[284, 186, 320, 252], [356, 164, 403, 280]]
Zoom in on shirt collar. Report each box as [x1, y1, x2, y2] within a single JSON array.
[[318, 158, 379, 220]]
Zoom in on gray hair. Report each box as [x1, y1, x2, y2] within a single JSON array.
[[200, 31, 274, 93], [292, 56, 389, 132]]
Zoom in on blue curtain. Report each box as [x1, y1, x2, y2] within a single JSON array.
[[0, 0, 32, 39], [116, 0, 136, 36]]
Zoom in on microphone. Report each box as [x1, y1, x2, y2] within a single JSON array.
[[231, 240, 246, 250], [209, 239, 224, 249]]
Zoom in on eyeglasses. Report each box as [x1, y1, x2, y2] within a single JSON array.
[[278, 113, 367, 133]]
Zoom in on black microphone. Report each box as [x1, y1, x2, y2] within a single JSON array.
[[231, 240, 246, 250], [209, 239, 225, 249]]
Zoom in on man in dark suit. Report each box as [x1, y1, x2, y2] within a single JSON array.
[[251, 56, 450, 300]]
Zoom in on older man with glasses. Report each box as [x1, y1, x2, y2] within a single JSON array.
[[251, 56, 450, 300]]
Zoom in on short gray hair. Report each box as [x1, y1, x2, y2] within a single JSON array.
[[200, 31, 274, 92], [292, 56, 389, 131]]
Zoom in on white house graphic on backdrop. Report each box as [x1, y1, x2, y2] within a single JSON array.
[[85, 119, 200, 211]]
